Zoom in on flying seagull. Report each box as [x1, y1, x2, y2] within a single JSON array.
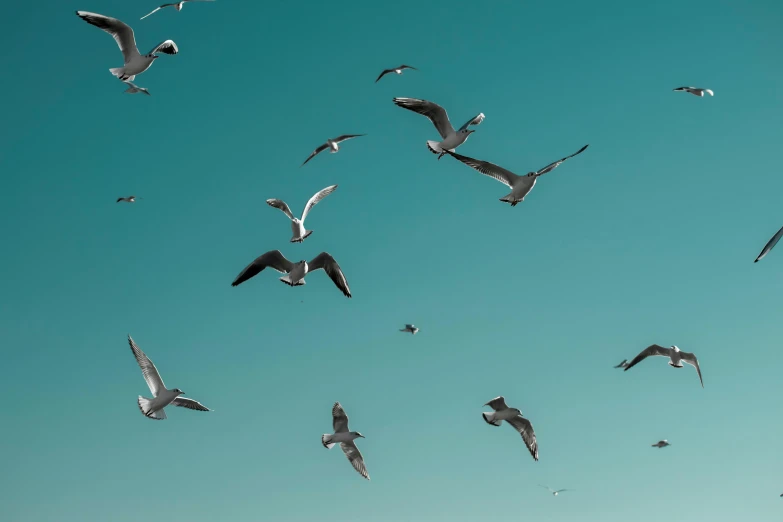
[[375, 64, 417, 83], [539, 485, 569, 496], [266, 185, 338, 243], [322, 402, 369, 480], [614, 359, 628, 369], [652, 440, 671, 448], [116, 195, 140, 203], [624, 344, 703, 388], [754, 224, 783, 263], [141, 0, 215, 20], [127, 335, 210, 420], [673, 86, 714, 97], [399, 324, 419, 335], [392, 97, 484, 159], [231, 250, 351, 297], [123, 81, 150, 95], [482, 396, 538, 461], [301, 135, 365, 167], [442, 144, 589, 206], [75, 11, 178, 82]]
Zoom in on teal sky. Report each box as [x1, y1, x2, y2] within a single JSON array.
[[1, 0, 782, 520]]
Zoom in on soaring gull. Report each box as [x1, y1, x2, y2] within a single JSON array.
[[376, 64, 417, 83], [231, 250, 351, 297], [266, 185, 338, 243], [127, 335, 210, 420], [75, 11, 178, 82], [482, 396, 538, 461], [539, 485, 570, 496], [399, 324, 419, 335], [141, 0, 215, 20], [754, 224, 783, 263], [392, 97, 484, 159], [301, 135, 365, 167], [116, 195, 140, 203], [442, 145, 589, 206], [624, 344, 703, 388], [651, 440, 671, 448], [673, 86, 714, 97], [322, 402, 369, 480]]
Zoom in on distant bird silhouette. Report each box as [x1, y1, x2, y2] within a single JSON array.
[[376, 64, 417, 83]]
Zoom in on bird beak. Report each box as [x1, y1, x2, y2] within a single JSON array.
[[468, 130, 476, 134]]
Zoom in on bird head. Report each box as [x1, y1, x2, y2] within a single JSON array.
[[461, 129, 475, 135], [671, 346, 680, 352], [513, 408, 523, 415], [353, 432, 365, 438], [173, 388, 185, 395]]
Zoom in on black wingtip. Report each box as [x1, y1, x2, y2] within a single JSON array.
[[754, 258, 759, 263]]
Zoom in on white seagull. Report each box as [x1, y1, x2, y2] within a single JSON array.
[[624, 344, 703, 388], [301, 135, 365, 167], [123, 81, 150, 95], [392, 97, 484, 159], [231, 250, 351, 297], [482, 396, 538, 461], [399, 324, 419, 335], [376, 64, 417, 83], [614, 359, 628, 369], [127, 335, 210, 420], [76, 11, 178, 82], [141, 0, 215, 20], [754, 224, 783, 263], [443, 144, 589, 206], [322, 402, 369, 480], [652, 440, 671, 449], [673, 86, 714, 97], [116, 195, 140, 203], [539, 485, 570, 496], [266, 185, 338, 243]]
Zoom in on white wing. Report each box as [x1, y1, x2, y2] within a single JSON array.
[[458, 112, 485, 132], [147, 40, 179, 55], [333, 134, 365, 144], [533, 145, 589, 177], [76, 11, 140, 64], [393, 98, 454, 139], [506, 415, 539, 461], [301, 185, 338, 222], [340, 441, 370, 480], [623, 344, 672, 372], [484, 396, 509, 411], [140, 6, 168, 20], [443, 150, 519, 188], [754, 224, 783, 263], [127, 335, 165, 396], [266, 199, 295, 220], [171, 397, 211, 411], [679, 351, 704, 388], [332, 402, 350, 433], [231, 250, 294, 287], [308, 252, 351, 298]]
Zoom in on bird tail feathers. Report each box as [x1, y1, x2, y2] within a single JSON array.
[[138, 396, 166, 420], [280, 275, 305, 287], [426, 140, 444, 155], [322, 434, 336, 449], [482, 412, 502, 426], [291, 230, 313, 243]]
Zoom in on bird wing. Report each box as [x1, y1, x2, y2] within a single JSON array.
[[265, 199, 295, 220], [171, 397, 210, 411], [333, 134, 365, 144], [754, 224, 783, 262], [76, 11, 140, 64], [127, 335, 165, 396], [340, 441, 370, 480], [680, 351, 704, 388], [614, 359, 628, 368], [673, 86, 695, 92], [399, 64, 417, 71], [405, 324, 415, 329], [538, 484, 553, 492], [140, 5, 171, 20], [308, 252, 351, 298], [332, 402, 350, 432], [375, 69, 393, 83], [484, 396, 508, 411], [457, 112, 485, 132], [147, 40, 179, 55], [556, 489, 569, 493], [393, 97, 454, 139], [231, 250, 294, 287], [116, 197, 125, 202], [301, 143, 329, 166], [623, 344, 672, 372], [534, 145, 589, 177], [301, 185, 338, 222], [442, 150, 518, 188], [506, 415, 539, 461]]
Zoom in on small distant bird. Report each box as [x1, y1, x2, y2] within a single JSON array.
[[624, 344, 703, 388], [266, 185, 337, 243], [614, 359, 628, 369], [141, 0, 215, 20], [375, 64, 417, 83], [301, 135, 365, 167], [673, 86, 714, 97], [127, 335, 210, 420], [754, 224, 783, 263], [399, 324, 419, 335], [322, 402, 369, 480], [482, 396, 538, 461], [442, 145, 589, 206], [392, 97, 484, 159], [123, 81, 150, 95], [116, 195, 140, 203], [539, 485, 569, 496], [75, 11, 178, 82], [231, 250, 351, 298], [652, 440, 671, 448]]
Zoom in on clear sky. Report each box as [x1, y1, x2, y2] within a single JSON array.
[[1, 0, 782, 520]]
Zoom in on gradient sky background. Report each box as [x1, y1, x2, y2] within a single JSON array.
[[1, 0, 782, 520]]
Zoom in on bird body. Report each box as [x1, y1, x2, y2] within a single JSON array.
[[400, 324, 419, 335], [673, 86, 714, 97], [231, 250, 351, 297], [482, 396, 538, 461], [652, 439, 671, 448], [624, 344, 703, 387], [322, 402, 369, 480], [267, 185, 338, 243], [116, 196, 138, 203]]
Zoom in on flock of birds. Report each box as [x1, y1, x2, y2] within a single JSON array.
[[71, 3, 783, 493]]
